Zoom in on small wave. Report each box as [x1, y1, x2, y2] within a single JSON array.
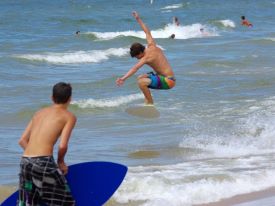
[[89, 23, 218, 41], [179, 97, 275, 158], [87, 30, 145, 40], [265, 37, 275, 42], [161, 3, 187, 10], [212, 19, 236, 28], [219, 19, 236, 28], [114, 165, 275, 206], [72, 93, 143, 109], [15, 48, 128, 64]]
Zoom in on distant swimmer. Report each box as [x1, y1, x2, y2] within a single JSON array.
[[116, 11, 176, 105], [241, 16, 253, 27], [173, 16, 180, 26], [169, 34, 176, 39], [76, 30, 80, 35], [200, 28, 210, 36]]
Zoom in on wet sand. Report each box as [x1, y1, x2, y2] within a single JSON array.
[[195, 187, 275, 206], [0, 185, 17, 203]]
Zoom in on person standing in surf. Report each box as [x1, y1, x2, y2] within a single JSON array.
[[17, 82, 76, 206], [116, 11, 176, 105]]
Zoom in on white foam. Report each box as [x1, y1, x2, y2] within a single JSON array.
[[219, 19, 236, 28], [161, 3, 184, 10], [265, 37, 275, 41], [15, 48, 128, 64], [113, 165, 275, 206], [72, 93, 143, 108], [89, 23, 218, 40], [177, 96, 275, 159]]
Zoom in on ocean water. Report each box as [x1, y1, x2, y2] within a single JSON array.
[[1, 0, 275, 205]]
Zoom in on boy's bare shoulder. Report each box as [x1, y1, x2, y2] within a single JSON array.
[[64, 110, 77, 123]]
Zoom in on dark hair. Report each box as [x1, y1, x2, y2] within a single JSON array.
[[52, 82, 72, 104], [130, 43, 145, 57], [170, 34, 175, 39], [241, 16, 245, 20]]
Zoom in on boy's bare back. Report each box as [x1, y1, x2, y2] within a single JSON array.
[[22, 105, 76, 157], [144, 45, 174, 77]]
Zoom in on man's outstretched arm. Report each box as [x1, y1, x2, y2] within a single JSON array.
[[133, 11, 156, 46]]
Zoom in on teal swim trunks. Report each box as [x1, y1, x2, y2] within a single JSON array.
[[147, 72, 176, 90]]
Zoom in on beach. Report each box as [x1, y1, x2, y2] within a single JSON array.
[[196, 187, 275, 206], [1, 0, 275, 205]]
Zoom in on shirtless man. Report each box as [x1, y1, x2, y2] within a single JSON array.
[[18, 82, 76, 206], [241, 16, 253, 27], [116, 11, 176, 105], [173, 16, 180, 26]]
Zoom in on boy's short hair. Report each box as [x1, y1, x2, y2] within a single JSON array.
[[52, 82, 72, 104], [130, 43, 145, 57]]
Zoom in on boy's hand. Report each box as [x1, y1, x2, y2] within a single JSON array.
[[116, 78, 124, 86], [58, 161, 68, 175]]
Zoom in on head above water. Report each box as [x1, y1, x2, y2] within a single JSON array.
[[170, 34, 175, 39], [52, 82, 72, 104], [241, 16, 246, 20], [130, 43, 145, 58]]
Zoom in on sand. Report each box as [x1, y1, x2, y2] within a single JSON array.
[[195, 187, 275, 206], [0, 185, 17, 203]]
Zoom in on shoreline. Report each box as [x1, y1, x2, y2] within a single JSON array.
[[195, 187, 275, 206], [2, 186, 275, 205]]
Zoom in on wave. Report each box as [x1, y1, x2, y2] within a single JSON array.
[[72, 93, 143, 109], [111, 97, 275, 205], [14, 48, 128, 64], [218, 19, 236, 28], [88, 23, 219, 40], [179, 96, 275, 158], [211, 19, 236, 28], [160, 2, 189, 10], [265, 37, 275, 42], [161, 3, 185, 10], [113, 165, 275, 206]]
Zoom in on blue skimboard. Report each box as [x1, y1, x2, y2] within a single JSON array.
[[1, 161, 127, 206]]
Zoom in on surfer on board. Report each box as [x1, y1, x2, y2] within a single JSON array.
[[116, 11, 176, 105]]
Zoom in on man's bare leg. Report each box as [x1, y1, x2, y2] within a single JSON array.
[[137, 76, 154, 105]]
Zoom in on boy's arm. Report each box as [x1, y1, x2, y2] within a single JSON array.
[[18, 120, 32, 150], [116, 59, 146, 86], [57, 114, 77, 174], [133, 11, 156, 46]]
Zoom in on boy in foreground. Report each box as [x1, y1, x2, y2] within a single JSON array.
[[116, 11, 176, 105], [18, 82, 76, 206]]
